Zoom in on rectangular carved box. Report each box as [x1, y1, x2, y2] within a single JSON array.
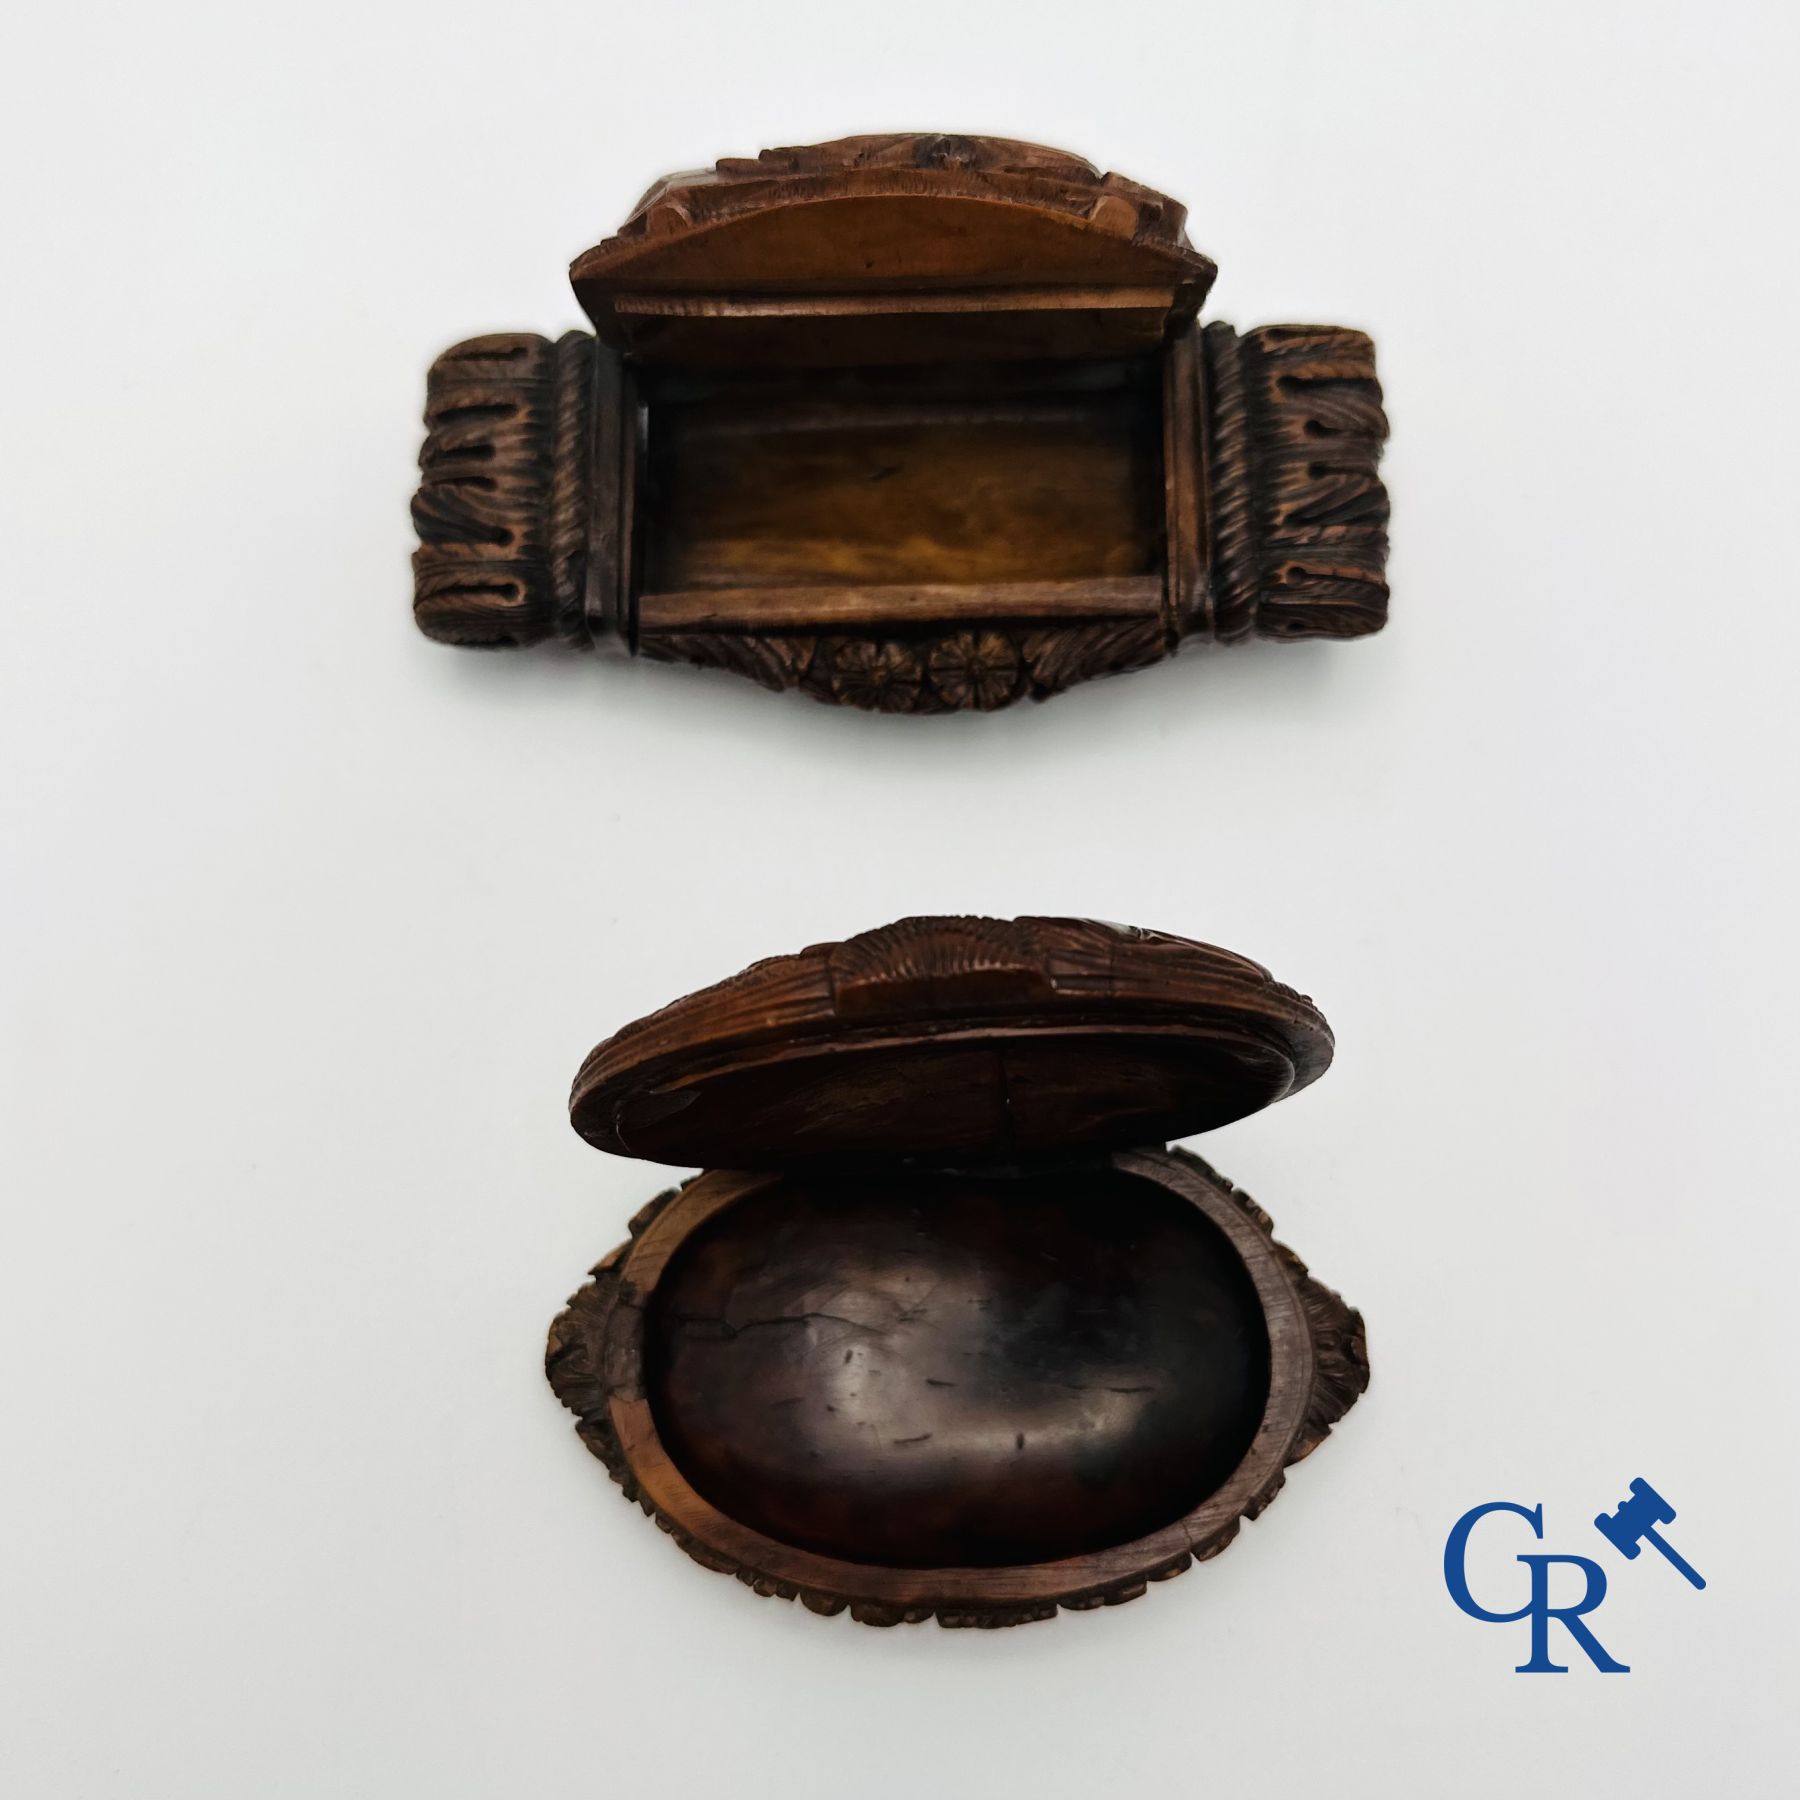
[[414, 135, 1390, 710]]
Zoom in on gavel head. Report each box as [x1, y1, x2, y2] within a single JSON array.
[[1594, 1477, 1675, 1556]]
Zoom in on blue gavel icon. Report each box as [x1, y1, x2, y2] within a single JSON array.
[[1594, 1479, 1705, 1589]]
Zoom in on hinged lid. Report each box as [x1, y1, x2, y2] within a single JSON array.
[[570, 916, 1332, 1168], [570, 134, 1217, 367]]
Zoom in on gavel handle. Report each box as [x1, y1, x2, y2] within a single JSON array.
[[1643, 1526, 1706, 1589]]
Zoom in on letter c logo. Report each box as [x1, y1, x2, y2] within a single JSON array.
[[1444, 1500, 1542, 1622]]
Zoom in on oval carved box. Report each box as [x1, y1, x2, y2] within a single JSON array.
[[545, 917, 1368, 1627], [415, 134, 1391, 710]]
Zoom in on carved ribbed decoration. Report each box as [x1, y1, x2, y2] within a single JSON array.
[[1203, 323, 1391, 642], [637, 632, 815, 694], [1016, 617, 1169, 696], [827, 915, 1043, 997], [411, 332, 593, 648]]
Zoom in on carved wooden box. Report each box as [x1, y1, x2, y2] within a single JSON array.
[[546, 917, 1367, 1627], [415, 135, 1390, 710]]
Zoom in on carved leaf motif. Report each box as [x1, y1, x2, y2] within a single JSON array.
[[410, 332, 594, 648], [1018, 618, 1169, 696], [639, 633, 815, 693], [1202, 322, 1391, 643]]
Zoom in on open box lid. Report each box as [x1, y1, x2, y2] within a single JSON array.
[[569, 134, 1218, 367], [570, 916, 1332, 1168]]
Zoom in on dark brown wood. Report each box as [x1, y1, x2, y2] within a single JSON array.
[[546, 1148, 1367, 1627], [570, 915, 1332, 1168], [582, 343, 636, 652], [412, 134, 1390, 706], [642, 1166, 1271, 1570], [546, 917, 1368, 1628]]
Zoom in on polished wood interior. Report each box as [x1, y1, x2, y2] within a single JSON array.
[[637, 358, 1163, 626], [597, 1027, 1302, 1168], [645, 1164, 1270, 1569]]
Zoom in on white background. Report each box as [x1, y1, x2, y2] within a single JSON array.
[[4, 2, 1798, 1794]]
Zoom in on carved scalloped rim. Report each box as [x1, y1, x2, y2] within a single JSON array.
[[543, 1151, 1367, 1629], [594, 133, 1203, 262]]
